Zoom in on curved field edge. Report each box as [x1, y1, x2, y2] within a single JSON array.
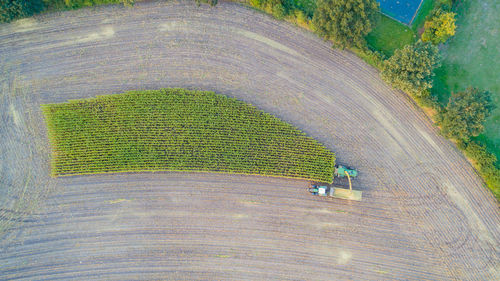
[[0, 2, 498, 280], [41, 89, 336, 182]]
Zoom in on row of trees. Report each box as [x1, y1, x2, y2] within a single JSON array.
[[0, 0, 134, 22], [312, 0, 490, 148], [307, 0, 497, 194], [311, 0, 441, 100]]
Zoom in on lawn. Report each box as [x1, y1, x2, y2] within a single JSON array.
[[366, 14, 416, 57], [410, 0, 434, 30], [432, 0, 500, 160], [42, 89, 336, 182]]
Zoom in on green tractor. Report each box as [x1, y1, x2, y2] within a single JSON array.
[[309, 165, 362, 201], [334, 165, 358, 178]]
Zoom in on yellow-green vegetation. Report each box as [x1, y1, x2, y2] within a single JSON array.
[[0, 0, 134, 23], [42, 89, 335, 182], [421, 9, 456, 44], [461, 141, 500, 199]]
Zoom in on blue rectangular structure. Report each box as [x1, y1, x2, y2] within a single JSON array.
[[377, 0, 424, 25]]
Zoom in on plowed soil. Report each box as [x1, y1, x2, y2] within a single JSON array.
[[0, 1, 498, 280]]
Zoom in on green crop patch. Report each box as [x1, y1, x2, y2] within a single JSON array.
[[42, 89, 335, 182]]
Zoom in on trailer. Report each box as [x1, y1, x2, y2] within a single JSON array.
[[309, 165, 362, 201]]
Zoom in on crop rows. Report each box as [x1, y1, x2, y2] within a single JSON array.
[[42, 89, 335, 182]]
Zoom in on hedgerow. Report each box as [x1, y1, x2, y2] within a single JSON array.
[[42, 89, 335, 182]]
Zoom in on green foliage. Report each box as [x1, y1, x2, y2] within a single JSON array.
[[432, 0, 500, 163], [61, 0, 129, 9], [249, 0, 314, 28], [411, 0, 436, 31], [350, 46, 384, 69], [196, 0, 218, 7], [290, 0, 316, 19], [312, 0, 379, 48], [42, 89, 336, 182], [0, 0, 44, 22], [437, 88, 495, 142], [271, 2, 285, 18], [381, 40, 439, 96], [462, 141, 500, 199], [291, 9, 310, 28], [421, 9, 456, 44], [250, 0, 286, 19]]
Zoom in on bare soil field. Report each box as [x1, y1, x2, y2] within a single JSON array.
[[0, 1, 498, 280]]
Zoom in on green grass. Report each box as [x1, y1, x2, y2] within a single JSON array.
[[432, 0, 500, 160], [42, 89, 336, 182], [411, 0, 435, 31], [366, 14, 416, 57], [291, 0, 316, 18], [366, 0, 436, 57]]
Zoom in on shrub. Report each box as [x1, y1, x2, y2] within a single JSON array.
[[291, 9, 310, 29], [0, 0, 44, 23], [196, 0, 217, 7], [270, 1, 285, 19], [462, 141, 500, 199], [61, 0, 130, 9], [252, 0, 286, 19], [351, 47, 385, 69]]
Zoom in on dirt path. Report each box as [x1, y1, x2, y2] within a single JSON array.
[[0, 1, 498, 280]]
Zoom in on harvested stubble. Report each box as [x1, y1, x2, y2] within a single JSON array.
[[42, 89, 335, 182]]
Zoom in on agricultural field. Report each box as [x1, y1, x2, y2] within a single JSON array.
[[432, 0, 500, 160], [0, 1, 499, 280], [43, 89, 335, 182]]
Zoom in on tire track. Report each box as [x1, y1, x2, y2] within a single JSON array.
[[0, 1, 498, 280]]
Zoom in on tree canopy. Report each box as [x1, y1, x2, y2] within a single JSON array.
[[421, 9, 457, 44], [312, 0, 379, 48], [0, 0, 44, 23], [437, 88, 495, 142], [381, 40, 440, 96]]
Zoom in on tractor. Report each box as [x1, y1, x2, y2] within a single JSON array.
[[309, 165, 362, 201]]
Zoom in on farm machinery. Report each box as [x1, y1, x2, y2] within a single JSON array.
[[309, 165, 362, 201]]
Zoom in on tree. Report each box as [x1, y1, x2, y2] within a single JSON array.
[[381, 40, 440, 96], [0, 0, 44, 23], [250, 0, 285, 19], [437, 88, 495, 141], [312, 0, 379, 48], [421, 9, 457, 44]]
